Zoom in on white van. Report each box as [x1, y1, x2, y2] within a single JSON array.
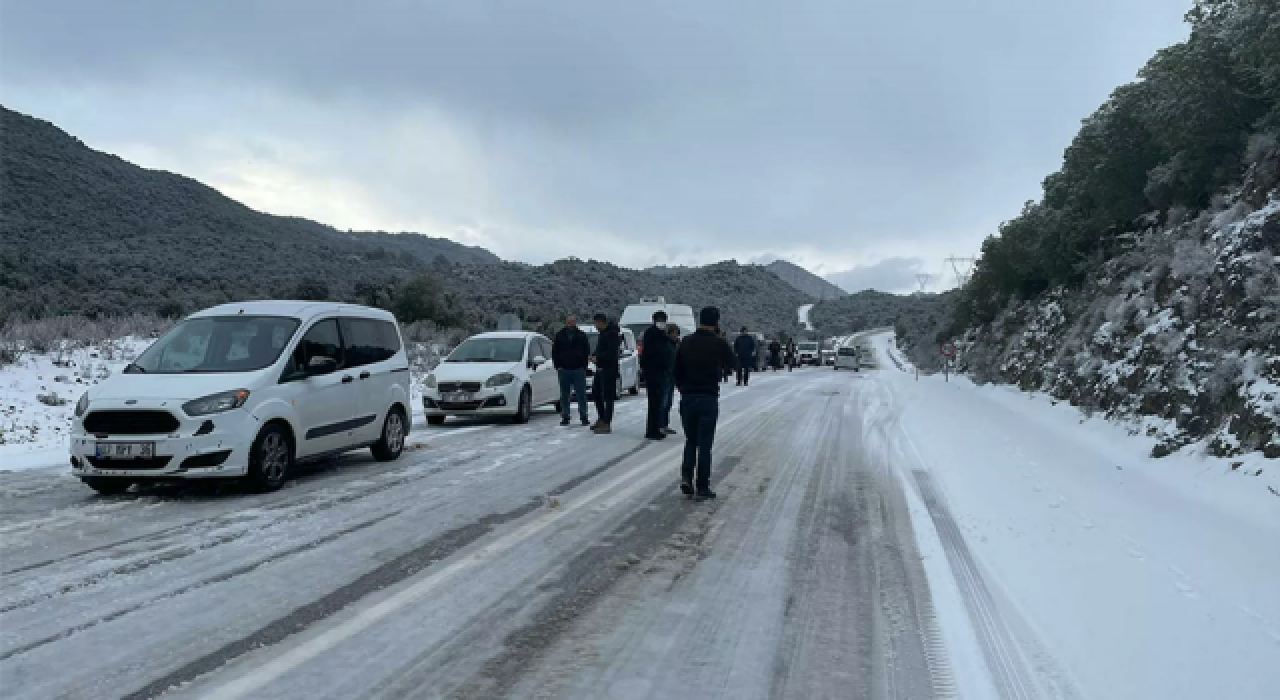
[[619, 297, 696, 382], [70, 302, 411, 494], [835, 345, 860, 371], [797, 341, 821, 366]]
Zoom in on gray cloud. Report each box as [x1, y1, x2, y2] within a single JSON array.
[[826, 258, 926, 294], [0, 0, 1192, 270]]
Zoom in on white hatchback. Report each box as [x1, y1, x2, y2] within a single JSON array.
[[70, 302, 412, 494], [422, 331, 561, 425]]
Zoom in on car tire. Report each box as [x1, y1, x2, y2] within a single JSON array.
[[426, 415, 446, 426], [371, 407, 407, 462], [245, 423, 293, 493], [81, 477, 132, 495], [628, 380, 639, 396], [512, 386, 532, 424]]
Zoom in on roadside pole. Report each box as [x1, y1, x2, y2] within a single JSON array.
[[941, 341, 956, 383]]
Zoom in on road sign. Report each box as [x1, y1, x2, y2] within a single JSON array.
[[941, 341, 956, 357]]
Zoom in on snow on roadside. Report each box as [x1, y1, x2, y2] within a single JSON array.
[[866, 330, 1280, 700], [0, 338, 150, 472], [798, 303, 815, 331]]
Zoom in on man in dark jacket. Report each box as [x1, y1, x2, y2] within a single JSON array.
[[673, 307, 737, 501], [590, 313, 622, 434], [552, 314, 592, 427], [768, 339, 782, 370], [733, 327, 757, 386], [640, 311, 675, 440]]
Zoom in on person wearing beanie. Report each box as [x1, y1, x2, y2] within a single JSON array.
[[672, 306, 736, 501]]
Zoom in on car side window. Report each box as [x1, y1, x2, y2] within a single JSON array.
[[340, 318, 401, 368], [538, 338, 553, 361], [292, 319, 343, 372]]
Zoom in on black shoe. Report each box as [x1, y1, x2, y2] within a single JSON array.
[[560, 418, 570, 426], [694, 488, 717, 502], [680, 481, 695, 496]]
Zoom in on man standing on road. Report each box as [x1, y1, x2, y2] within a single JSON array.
[[674, 307, 736, 501], [660, 324, 681, 434], [551, 314, 591, 427], [641, 311, 675, 440], [734, 327, 757, 387], [769, 338, 782, 371], [590, 313, 622, 434]]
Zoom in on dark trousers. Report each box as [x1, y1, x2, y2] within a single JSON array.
[[593, 367, 617, 423], [557, 368, 588, 421], [645, 371, 667, 436], [679, 394, 719, 490], [736, 364, 752, 385], [661, 377, 676, 429]]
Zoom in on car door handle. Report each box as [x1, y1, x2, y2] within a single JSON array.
[[359, 371, 372, 380], [341, 375, 355, 383]]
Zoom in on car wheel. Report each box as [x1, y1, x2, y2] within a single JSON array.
[[371, 407, 407, 462], [81, 477, 132, 495], [512, 386, 532, 424], [628, 378, 639, 396], [246, 423, 293, 493], [426, 415, 446, 426]]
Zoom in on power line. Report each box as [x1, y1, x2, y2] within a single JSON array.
[[945, 256, 976, 287]]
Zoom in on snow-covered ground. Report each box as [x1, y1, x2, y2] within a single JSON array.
[[1, 329, 1274, 699], [0, 338, 151, 472], [797, 303, 815, 331], [863, 330, 1279, 700]]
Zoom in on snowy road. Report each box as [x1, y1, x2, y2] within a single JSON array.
[[3, 332, 1276, 699]]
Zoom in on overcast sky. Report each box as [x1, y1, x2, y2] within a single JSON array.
[[0, 0, 1192, 292]]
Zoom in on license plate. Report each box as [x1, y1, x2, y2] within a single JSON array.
[[95, 442, 155, 459], [443, 392, 475, 402]]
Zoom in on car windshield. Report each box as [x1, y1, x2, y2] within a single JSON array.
[[447, 337, 525, 363], [838, 348, 857, 356], [129, 316, 299, 373], [799, 343, 819, 351]]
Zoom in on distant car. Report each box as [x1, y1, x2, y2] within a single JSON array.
[[835, 346, 860, 371], [70, 301, 411, 494], [821, 349, 836, 365], [423, 331, 560, 425], [583, 326, 640, 397], [797, 341, 821, 366]]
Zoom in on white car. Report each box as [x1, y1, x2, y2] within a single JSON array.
[[797, 341, 821, 366], [423, 331, 560, 425], [70, 302, 412, 494], [582, 326, 640, 398], [834, 346, 860, 371]]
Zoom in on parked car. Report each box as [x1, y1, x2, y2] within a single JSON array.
[[835, 346, 860, 371], [620, 297, 696, 383], [582, 326, 640, 397], [69, 302, 411, 494], [423, 331, 560, 426], [797, 341, 821, 366]]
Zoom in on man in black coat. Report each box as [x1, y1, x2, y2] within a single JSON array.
[[640, 310, 675, 440], [552, 314, 592, 427], [590, 313, 622, 434], [674, 307, 737, 501], [733, 327, 758, 386]]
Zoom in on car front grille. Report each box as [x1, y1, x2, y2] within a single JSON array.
[[437, 381, 483, 393], [85, 456, 173, 470], [83, 410, 181, 436]]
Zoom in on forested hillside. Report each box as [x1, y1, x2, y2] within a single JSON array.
[[765, 260, 846, 300], [0, 106, 498, 321], [0, 106, 809, 336], [951, 0, 1280, 456]]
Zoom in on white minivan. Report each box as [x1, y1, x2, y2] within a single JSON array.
[[70, 302, 412, 494], [422, 331, 561, 425]]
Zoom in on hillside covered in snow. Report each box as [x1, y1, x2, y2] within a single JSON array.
[[952, 0, 1280, 457]]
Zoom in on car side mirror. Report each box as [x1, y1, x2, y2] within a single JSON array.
[[306, 356, 339, 376]]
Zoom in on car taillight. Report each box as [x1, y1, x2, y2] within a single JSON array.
[[637, 343, 643, 355]]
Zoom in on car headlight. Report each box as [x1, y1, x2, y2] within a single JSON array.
[[183, 389, 251, 416], [425, 373, 437, 389], [485, 373, 515, 388], [74, 392, 90, 418]]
